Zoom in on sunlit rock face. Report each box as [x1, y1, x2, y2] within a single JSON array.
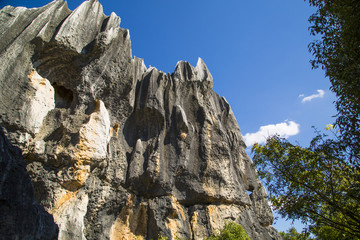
[[0, 1, 282, 239]]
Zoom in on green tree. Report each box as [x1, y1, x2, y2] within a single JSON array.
[[280, 227, 312, 240], [252, 132, 360, 238], [206, 222, 250, 240], [252, 0, 360, 238], [312, 225, 355, 240], [307, 0, 360, 163]]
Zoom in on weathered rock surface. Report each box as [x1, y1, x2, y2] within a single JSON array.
[[0, 126, 58, 240], [0, 1, 282, 239]]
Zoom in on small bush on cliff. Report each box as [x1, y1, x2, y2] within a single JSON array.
[[155, 222, 249, 240], [157, 234, 169, 240], [156, 234, 183, 240], [206, 222, 250, 240]]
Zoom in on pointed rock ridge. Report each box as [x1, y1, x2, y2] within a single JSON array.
[[195, 57, 213, 83], [55, 0, 106, 53], [173, 60, 194, 81], [0, 0, 70, 53], [36, 0, 72, 43], [173, 57, 213, 88], [97, 11, 122, 46], [102, 12, 121, 31], [132, 56, 147, 79]]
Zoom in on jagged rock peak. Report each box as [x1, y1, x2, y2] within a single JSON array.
[[173, 57, 213, 86], [54, 0, 120, 53]]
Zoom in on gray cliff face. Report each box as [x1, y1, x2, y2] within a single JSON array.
[[0, 1, 281, 239]]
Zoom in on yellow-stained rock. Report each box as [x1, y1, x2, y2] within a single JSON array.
[[49, 190, 77, 217], [76, 99, 110, 163], [110, 195, 147, 240]]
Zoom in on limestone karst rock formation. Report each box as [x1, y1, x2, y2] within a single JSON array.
[[0, 127, 58, 240], [0, 0, 282, 239]]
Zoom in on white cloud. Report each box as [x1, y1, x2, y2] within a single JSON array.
[[299, 89, 325, 103], [243, 121, 300, 147]]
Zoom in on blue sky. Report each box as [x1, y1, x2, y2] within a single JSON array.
[[1, 0, 337, 233]]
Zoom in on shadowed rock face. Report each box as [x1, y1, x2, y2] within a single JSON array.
[[0, 126, 58, 239], [0, 1, 281, 239]]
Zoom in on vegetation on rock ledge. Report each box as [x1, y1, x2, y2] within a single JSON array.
[[206, 222, 250, 240], [156, 222, 250, 240]]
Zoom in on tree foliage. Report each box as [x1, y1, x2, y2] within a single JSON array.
[[280, 227, 312, 240], [307, 0, 360, 163], [206, 222, 250, 240], [157, 234, 169, 240], [312, 225, 356, 240], [155, 222, 250, 240], [252, 132, 360, 238], [252, 0, 360, 238]]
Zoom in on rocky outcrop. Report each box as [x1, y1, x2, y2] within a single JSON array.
[[0, 126, 58, 240], [0, 1, 281, 239]]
